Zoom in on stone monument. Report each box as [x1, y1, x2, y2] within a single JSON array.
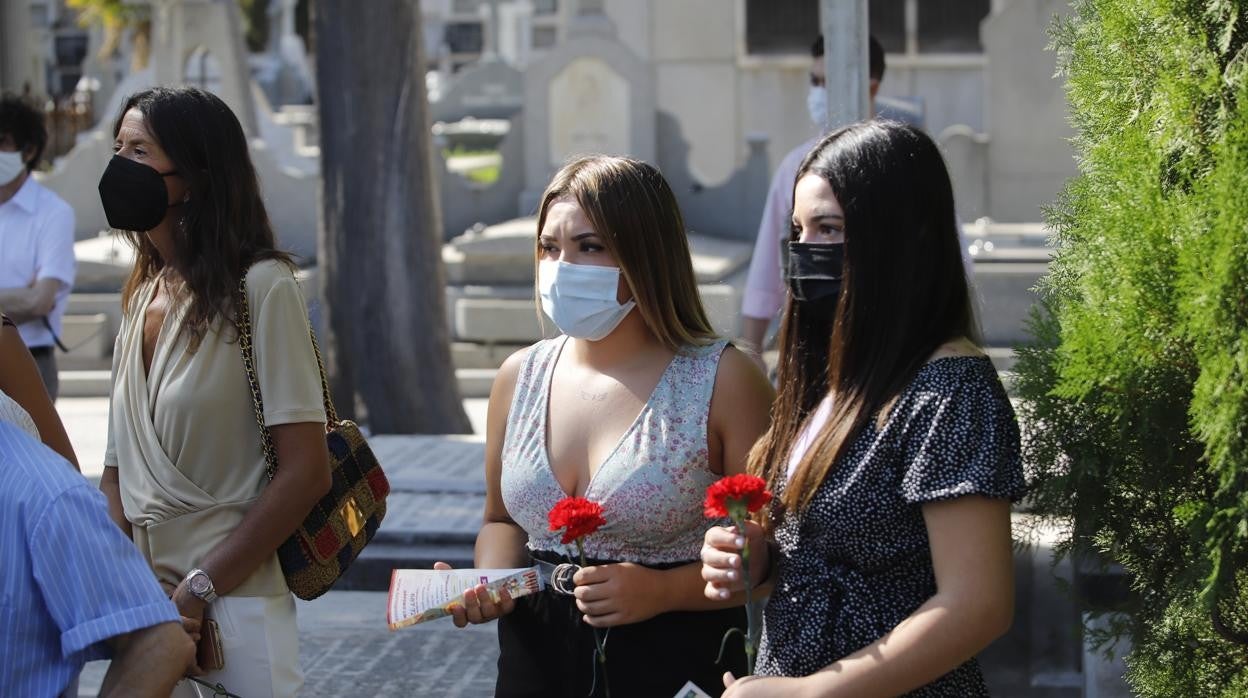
[[431, 58, 524, 124], [937, 0, 1077, 223], [519, 0, 656, 212], [257, 0, 314, 107]]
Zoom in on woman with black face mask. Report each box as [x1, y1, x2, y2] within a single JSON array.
[[700, 121, 1026, 697], [97, 87, 331, 697]]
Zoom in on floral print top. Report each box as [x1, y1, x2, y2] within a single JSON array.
[[501, 336, 731, 564]]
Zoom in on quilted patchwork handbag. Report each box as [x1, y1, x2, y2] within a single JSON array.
[[235, 278, 390, 601]]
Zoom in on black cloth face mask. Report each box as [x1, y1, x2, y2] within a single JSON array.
[[785, 241, 845, 302], [98, 154, 179, 232]]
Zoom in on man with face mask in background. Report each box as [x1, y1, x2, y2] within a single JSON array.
[[739, 36, 920, 369], [0, 95, 76, 399]]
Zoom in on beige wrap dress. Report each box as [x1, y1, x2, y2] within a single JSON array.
[[105, 260, 324, 697]]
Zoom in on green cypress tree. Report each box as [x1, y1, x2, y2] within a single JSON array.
[[1016, 0, 1248, 693]]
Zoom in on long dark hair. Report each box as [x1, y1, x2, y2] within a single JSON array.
[[115, 87, 290, 347], [750, 120, 977, 517]]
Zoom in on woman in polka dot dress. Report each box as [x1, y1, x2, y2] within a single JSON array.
[[701, 121, 1026, 696]]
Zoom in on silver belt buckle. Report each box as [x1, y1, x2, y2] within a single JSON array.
[[550, 562, 580, 596]]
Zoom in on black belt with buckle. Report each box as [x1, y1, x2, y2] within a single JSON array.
[[530, 550, 692, 597], [533, 557, 581, 596]]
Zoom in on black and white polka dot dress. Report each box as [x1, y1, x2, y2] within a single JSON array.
[[757, 356, 1026, 695]]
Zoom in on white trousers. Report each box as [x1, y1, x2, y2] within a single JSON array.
[[173, 594, 303, 698]]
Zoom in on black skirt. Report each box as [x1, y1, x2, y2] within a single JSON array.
[[496, 550, 748, 698]]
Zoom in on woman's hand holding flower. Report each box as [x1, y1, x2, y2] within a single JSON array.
[[701, 473, 773, 675], [572, 561, 664, 627], [701, 519, 769, 599]]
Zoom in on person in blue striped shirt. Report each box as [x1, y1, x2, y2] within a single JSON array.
[[0, 420, 195, 697]]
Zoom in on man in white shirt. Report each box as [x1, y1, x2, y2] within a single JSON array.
[[0, 95, 76, 398]]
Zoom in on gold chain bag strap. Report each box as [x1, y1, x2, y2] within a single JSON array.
[[235, 276, 390, 601]]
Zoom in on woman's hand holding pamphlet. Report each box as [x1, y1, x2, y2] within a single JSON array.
[[387, 566, 544, 629]]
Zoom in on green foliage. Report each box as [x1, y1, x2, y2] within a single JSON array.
[[66, 0, 146, 30], [1016, 0, 1248, 692], [67, 0, 151, 69], [463, 164, 501, 185], [71, 0, 270, 53], [443, 148, 503, 185]]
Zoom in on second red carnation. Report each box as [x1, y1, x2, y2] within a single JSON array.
[[703, 473, 773, 519]]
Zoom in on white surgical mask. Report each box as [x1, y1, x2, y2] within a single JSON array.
[[539, 259, 636, 341], [0, 151, 25, 186], [806, 85, 828, 129]]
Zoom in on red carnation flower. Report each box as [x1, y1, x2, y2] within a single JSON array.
[[703, 474, 772, 519], [704, 474, 773, 677], [548, 497, 606, 545]]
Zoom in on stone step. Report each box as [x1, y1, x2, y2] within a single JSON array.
[[986, 346, 1018, 372], [334, 542, 475, 592], [56, 366, 500, 400], [451, 341, 528, 369], [50, 334, 523, 374], [331, 434, 486, 591], [974, 261, 1048, 347], [980, 515, 1083, 697], [58, 370, 111, 398], [457, 367, 497, 398], [453, 297, 551, 344], [57, 313, 112, 370]]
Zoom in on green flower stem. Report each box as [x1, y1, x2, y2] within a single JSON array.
[[576, 538, 610, 698], [730, 504, 758, 676]]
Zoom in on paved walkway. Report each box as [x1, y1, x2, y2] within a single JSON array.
[[79, 592, 501, 697], [297, 593, 499, 697], [67, 397, 491, 482]]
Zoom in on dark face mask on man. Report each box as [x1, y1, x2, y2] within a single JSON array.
[[785, 241, 844, 303], [97, 154, 180, 232]]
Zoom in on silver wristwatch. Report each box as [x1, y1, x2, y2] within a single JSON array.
[[184, 568, 218, 603]]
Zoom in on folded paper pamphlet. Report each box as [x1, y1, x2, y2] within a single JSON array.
[[387, 566, 544, 629], [673, 680, 713, 697]]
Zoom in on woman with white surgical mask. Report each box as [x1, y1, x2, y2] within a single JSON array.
[[438, 155, 774, 697]]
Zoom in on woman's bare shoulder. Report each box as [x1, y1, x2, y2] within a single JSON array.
[[711, 344, 775, 416], [927, 336, 986, 363]]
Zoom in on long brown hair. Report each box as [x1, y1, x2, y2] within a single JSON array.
[[114, 87, 291, 348], [750, 121, 977, 518], [534, 155, 716, 351]]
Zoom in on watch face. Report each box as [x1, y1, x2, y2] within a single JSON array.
[[189, 573, 210, 595]]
